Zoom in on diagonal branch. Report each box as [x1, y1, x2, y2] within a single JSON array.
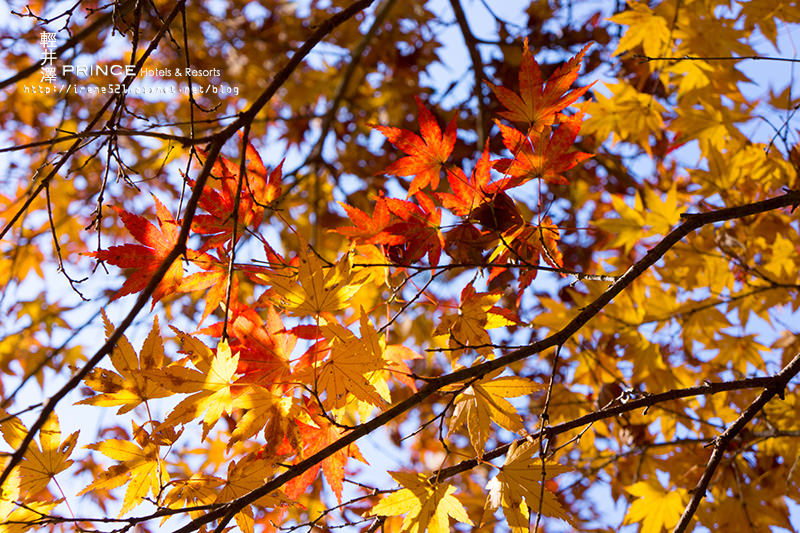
[[433, 373, 793, 481], [672, 351, 800, 533]]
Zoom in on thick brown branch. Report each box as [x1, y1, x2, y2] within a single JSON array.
[[434, 374, 785, 481], [673, 351, 800, 533]]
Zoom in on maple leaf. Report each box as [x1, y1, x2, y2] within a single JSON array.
[[449, 373, 543, 453], [493, 113, 592, 188], [382, 193, 444, 266], [263, 240, 369, 317], [77, 314, 171, 414], [197, 303, 293, 387], [594, 193, 647, 253], [162, 474, 221, 522], [84, 197, 182, 303], [582, 81, 666, 152], [482, 441, 572, 530], [216, 455, 282, 533], [297, 311, 387, 410], [229, 386, 309, 450], [488, 38, 592, 131], [436, 143, 495, 217], [244, 141, 283, 205], [284, 418, 367, 504], [80, 423, 168, 516], [372, 95, 457, 197], [369, 471, 473, 533], [157, 339, 239, 439], [609, 1, 671, 58], [623, 479, 687, 533], [334, 196, 404, 246], [191, 144, 283, 252], [384, 344, 423, 392], [434, 282, 519, 357], [487, 217, 564, 290], [0, 413, 78, 496], [175, 248, 240, 325]]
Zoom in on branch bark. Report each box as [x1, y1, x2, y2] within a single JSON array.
[[673, 351, 800, 533]]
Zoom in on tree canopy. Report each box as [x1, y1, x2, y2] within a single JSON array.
[[1, 0, 800, 532]]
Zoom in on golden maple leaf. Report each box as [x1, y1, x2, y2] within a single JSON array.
[[298, 311, 387, 410], [449, 374, 543, 453], [78, 313, 171, 414], [369, 471, 473, 533], [482, 441, 572, 530]]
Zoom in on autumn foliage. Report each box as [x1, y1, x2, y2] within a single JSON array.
[[2, 1, 800, 532]]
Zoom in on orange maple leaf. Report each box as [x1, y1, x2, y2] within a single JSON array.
[[437, 143, 495, 218], [85, 197, 182, 303], [493, 113, 592, 188], [488, 39, 592, 131], [334, 196, 404, 246], [372, 95, 457, 197], [191, 144, 282, 252], [176, 248, 239, 325], [284, 417, 366, 504]]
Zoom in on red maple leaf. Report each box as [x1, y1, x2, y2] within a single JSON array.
[[436, 143, 495, 217], [372, 95, 457, 197], [488, 39, 592, 131], [333, 196, 404, 247], [383, 193, 444, 266], [191, 144, 282, 252], [244, 141, 283, 205], [493, 112, 592, 188], [85, 197, 182, 304], [198, 303, 293, 387], [284, 415, 366, 504], [337, 193, 444, 266]]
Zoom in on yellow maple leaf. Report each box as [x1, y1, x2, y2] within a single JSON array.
[[162, 473, 221, 524], [483, 441, 572, 531], [0, 457, 20, 518], [594, 194, 645, 253], [216, 455, 282, 533], [263, 241, 369, 317], [78, 314, 171, 414], [80, 423, 167, 516], [582, 81, 665, 154], [623, 479, 687, 533], [0, 413, 78, 497], [158, 339, 239, 438], [449, 374, 543, 453], [369, 471, 473, 533], [609, 1, 671, 59], [434, 283, 518, 358], [300, 311, 387, 410], [3, 500, 57, 532]]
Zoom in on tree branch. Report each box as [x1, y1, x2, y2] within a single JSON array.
[[673, 351, 800, 533]]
